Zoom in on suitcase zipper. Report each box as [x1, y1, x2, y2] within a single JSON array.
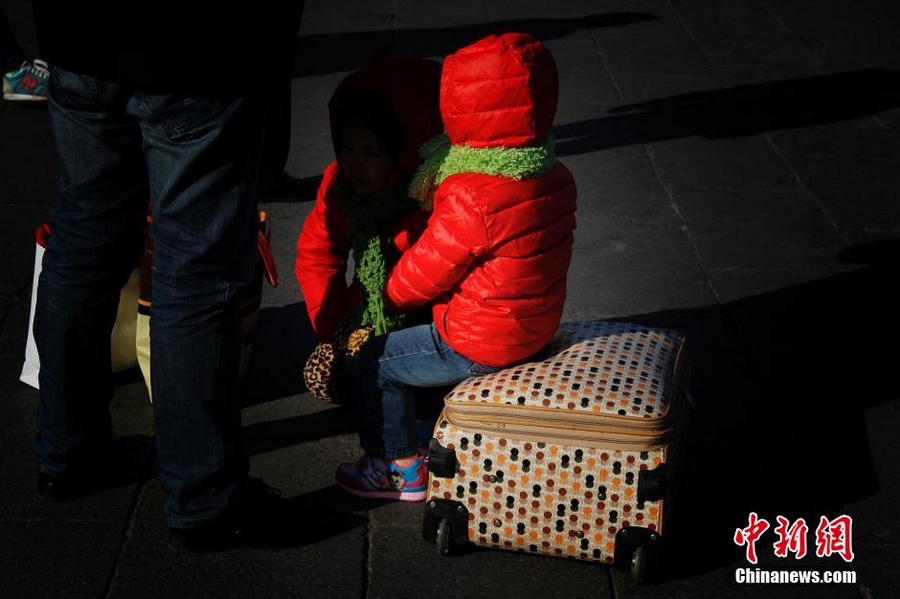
[[443, 404, 673, 451]]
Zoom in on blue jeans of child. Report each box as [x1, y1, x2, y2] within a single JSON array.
[[33, 66, 264, 528], [357, 323, 503, 459]]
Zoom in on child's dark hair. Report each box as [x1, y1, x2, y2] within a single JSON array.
[[335, 87, 405, 164]]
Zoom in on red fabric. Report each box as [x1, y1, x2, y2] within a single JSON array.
[[296, 163, 351, 339], [440, 32, 559, 149], [386, 34, 577, 366], [35, 222, 52, 248], [295, 58, 443, 341]]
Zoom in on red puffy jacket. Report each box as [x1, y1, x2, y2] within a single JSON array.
[[295, 58, 443, 341], [385, 33, 578, 366]]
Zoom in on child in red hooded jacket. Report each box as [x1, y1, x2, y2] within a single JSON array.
[[336, 33, 577, 502], [295, 57, 443, 404]]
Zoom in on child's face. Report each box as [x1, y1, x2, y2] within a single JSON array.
[[338, 122, 394, 196]]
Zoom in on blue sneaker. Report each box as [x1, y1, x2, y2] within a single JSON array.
[[336, 450, 428, 502], [3, 59, 49, 102]]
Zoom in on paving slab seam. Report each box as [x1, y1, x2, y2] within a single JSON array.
[[664, 0, 731, 84], [761, 133, 846, 237], [641, 144, 725, 307], [103, 477, 154, 599], [586, 28, 625, 106], [757, 0, 825, 70], [362, 511, 373, 599]]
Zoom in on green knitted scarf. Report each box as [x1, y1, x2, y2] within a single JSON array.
[[409, 134, 557, 209], [339, 178, 419, 335]]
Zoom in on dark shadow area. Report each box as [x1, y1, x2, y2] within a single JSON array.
[[292, 483, 395, 514], [285, 484, 407, 545], [242, 405, 359, 455], [239, 301, 451, 456], [0, 100, 46, 113], [629, 239, 900, 579], [293, 13, 657, 77], [88, 433, 156, 499], [241, 302, 318, 407], [554, 68, 900, 156], [285, 486, 372, 545]]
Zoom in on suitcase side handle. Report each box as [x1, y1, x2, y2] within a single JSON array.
[[426, 437, 459, 478]]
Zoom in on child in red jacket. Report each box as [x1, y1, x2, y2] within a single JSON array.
[[336, 33, 578, 502], [295, 57, 443, 404]]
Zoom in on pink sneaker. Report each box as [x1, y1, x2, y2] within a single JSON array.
[[335, 450, 428, 502]]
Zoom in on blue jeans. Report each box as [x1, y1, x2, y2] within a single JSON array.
[[33, 66, 265, 528], [356, 323, 502, 459]]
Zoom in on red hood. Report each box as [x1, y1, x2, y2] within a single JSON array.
[[440, 32, 559, 149], [328, 57, 443, 187]]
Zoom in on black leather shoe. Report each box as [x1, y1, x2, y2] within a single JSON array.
[[167, 478, 302, 553], [37, 472, 86, 502], [36, 435, 154, 502]]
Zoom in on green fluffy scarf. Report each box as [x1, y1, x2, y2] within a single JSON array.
[[338, 178, 418, 336], [409, 134, 557, 209]]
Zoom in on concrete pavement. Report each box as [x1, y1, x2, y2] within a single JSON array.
[[1, 0, 898, 597]]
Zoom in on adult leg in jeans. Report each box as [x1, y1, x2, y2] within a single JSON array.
[[139, 90, 265, 528], [35, 67, 289, 549], [34, 67, 146, 485], [356, 323, 501, 459]]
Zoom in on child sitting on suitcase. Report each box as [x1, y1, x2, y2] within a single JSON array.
[[336, 33, 578, 502], [295, 57, 443, 404]]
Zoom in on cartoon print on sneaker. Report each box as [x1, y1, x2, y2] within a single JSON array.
[[336, 452, 428, 502], [388, 470, 405, 491]]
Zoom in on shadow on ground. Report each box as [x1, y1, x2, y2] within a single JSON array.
[[631, 239, 899, 578], [554, 68, 900, 156], [241, 302, 318, 407], [293, 12, 657, 76]]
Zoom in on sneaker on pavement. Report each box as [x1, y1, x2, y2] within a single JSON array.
[[3, 59, 49, 102], [335, 450, 428, 502]]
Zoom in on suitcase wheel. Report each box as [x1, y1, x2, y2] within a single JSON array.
[[435, 518, 452, 557], [423, 498, 470, 556], [630, 546, 648, 584], [614, 527, 663, 584]]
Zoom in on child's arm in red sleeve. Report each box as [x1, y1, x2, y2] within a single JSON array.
[[295, 163, 354, 341]]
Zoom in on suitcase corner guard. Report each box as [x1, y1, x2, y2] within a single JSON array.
[[426, 437, 459, 478]]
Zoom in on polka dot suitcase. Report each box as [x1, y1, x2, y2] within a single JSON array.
[[423, 321, 691, 583]]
